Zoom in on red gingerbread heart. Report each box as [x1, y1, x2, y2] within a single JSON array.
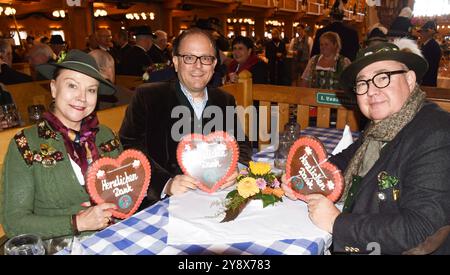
[[285, 136, 344, 202], [177, 131, 239, 193], [86, 149, 151, 219]]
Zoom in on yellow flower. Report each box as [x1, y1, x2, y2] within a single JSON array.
[[237, 177, 259, 198], [249, 161, 271, 176]]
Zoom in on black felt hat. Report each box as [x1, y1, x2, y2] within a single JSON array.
[[132, 25, 156, 38], [49, 34, 65, 45], [419, 21, 438, 33]]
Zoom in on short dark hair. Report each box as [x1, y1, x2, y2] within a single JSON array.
[[231, 36, 254, 51], [172, 28, 218, 58]]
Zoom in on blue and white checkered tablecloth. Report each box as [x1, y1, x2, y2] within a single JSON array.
[[63, 199, 330, 255], [59, 127, 358, 255]]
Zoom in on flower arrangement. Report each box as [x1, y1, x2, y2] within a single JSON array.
[[142, 63, 169, 81], [221, 161, 284, 222]]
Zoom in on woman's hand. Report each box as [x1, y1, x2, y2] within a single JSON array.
[[304, 194, 341, 234], [280, 174, 298, 200], [76, 203, 117, 232], [166, 174, 199, 196], [220, 169, 239, 190], [228, 72, 238, 83]]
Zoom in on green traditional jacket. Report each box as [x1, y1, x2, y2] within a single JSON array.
[[1, 120, 122, 240]]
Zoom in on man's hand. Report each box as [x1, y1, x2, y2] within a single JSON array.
[[166, 174, 199, 196], [305, 194, 340, 233], [220, 168, 238, 190], [280, 174, 298, 200]]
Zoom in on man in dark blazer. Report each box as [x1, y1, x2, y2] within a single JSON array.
[[310, 0, 359, 61], [120, 28, 252, 208], [120, 26, 156, 76], [147, 30, 171, 65], [0, 39, 32, 84], [419, 21, 442, 87], [283, 40, 450, 254]]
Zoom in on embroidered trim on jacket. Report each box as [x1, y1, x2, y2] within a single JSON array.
[[14, 130, 65, 167], [37, 120, 58, 140], [99, 134, 120, 153], [14, 131, 34, 166]]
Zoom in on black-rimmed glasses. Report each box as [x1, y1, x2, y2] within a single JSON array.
[[176, 54, 216, 65], [354, 70, 407, 95]]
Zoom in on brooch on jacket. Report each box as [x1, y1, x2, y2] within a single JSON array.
[[377, 171, 400, 201], [34, 143, 64, 167]]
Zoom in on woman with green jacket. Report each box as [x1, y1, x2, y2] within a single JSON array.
[[1, 49, 123, 253]]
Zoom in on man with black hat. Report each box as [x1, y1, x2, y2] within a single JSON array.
[[310, 0, 359, 61], [283, 38, 450, 254], [419, 21, 442, 87], [49, 34, 66, 57], [120, 25, 156, 76]]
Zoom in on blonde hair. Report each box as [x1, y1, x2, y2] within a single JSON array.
[[320, 31, 342, 53]]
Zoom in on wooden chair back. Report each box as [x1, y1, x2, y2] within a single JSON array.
[[5, 80, 53, 125], [422, 86, 450, 112], [115, 75, 143, 91], [96, 104, 128, 133], [11, 62, 31, 76]]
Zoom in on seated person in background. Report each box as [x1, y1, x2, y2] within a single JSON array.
[[120, 25, 155, 77], [49, 35, 66, 58], [0, 39, 32, 84], [27, 42, 55, 80], [1, 50, 122, 254], [227, 36, 268, 84], [364, 24, 388, 48], [148, 30, 171, 65], [301, 31, 350, 90], [282, 39, 450, 254], [120, 28, 252, 208], [89, 49, 134, 110]]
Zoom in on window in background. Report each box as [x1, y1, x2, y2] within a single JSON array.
[[413, 0, 450, 16], [11, 31, 27, 46]]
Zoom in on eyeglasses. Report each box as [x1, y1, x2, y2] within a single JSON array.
[[354, 70, 407, 95], [176, 54, 216, 65]]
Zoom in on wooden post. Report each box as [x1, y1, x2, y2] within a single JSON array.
[[64, 0, 94, 50], [254, 17, 265, 40]]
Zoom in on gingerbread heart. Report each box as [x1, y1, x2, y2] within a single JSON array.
[[177, 131, 239, 193], [86, 149, 151, 219], [285, 136, 344, 202]]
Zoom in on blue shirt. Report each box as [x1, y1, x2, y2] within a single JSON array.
[[179, 82, 208, 120]]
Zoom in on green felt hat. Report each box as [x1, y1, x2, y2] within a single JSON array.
[[36, 49, 116, 95]]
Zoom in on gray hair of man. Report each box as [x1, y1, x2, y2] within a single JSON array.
[[27, 43, 54, 67], [0, 39, 13, 66], [154, 30, 168, 49], [88, 49, 115, 83]]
